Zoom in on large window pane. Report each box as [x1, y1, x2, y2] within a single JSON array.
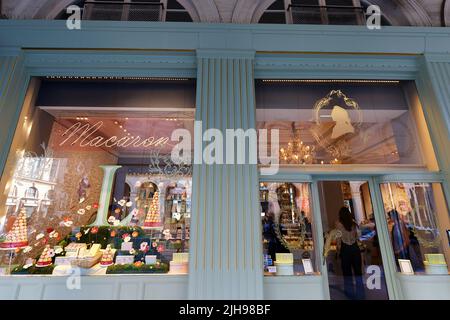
[[260, 182, 318, 276], [0, 78, 195, 276], [256, 80, 436, 168], [380, 182, 449, 275]]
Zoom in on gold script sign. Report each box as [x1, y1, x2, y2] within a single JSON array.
[[60, 121, 170, 149]]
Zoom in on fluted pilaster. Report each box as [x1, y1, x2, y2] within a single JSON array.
[[188, 50, 263, 299]]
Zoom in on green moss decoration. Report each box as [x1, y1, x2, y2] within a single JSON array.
[[11, 265, 55, 275], [106, 263, 169, 274]]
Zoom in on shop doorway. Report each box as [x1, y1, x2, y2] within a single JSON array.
[[318, 180, 389, 300]]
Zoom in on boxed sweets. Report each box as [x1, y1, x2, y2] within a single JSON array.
[[275, 253, 294, 276], [72, 243, 102, 268], [65, 243, 87, 257], [169, 252, 189, 274], [424, 254, 448, 275]]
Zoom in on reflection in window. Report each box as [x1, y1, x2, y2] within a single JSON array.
[[256, 80, 430, 166], [260, 182, 317, 276], [380, 182, 449, 275], [0, 78, 195, 276]]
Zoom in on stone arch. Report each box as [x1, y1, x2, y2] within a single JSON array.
[[250, 0, 278, 23], [177, 0, 221, 22], [444, 0, 450, 26], [362, 0, 433, 26]]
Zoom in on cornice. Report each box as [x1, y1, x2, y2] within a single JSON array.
[[1, 21, 450, 55]]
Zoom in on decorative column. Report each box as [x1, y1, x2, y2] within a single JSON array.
[[0, 52, 29, 218], [349, 181, 366, 224], [188, 50, 263, 299]]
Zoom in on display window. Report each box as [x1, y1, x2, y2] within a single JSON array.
[[380, 182, 450, 275], [0, 77, 195, 276], [256, 80, 435, 168], [257, 79, 449, 299], [260, 182, 319, 276]]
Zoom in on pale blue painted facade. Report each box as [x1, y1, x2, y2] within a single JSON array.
[[0, 20, 449, 300]]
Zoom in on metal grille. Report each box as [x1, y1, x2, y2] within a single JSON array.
[[290, 5, 365, 25], [83, 1, 162, 21]]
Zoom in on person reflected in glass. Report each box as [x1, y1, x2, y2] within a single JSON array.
[[336, 207, 366, 300], [387, 209, 410, 262], [262, 212, 289, 262]]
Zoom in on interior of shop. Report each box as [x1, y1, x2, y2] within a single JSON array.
[[0, 77, 195, 276]]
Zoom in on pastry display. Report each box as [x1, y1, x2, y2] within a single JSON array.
[[0, 208, 28, 249], [169, 252, 189, 274], [424, 254, 448, 275], [274, 253, 294, 276], [144, 191, 161, 228], [72, 243, 102, 269], [36, 245, 54, 267], [100, 245, 115, 266]]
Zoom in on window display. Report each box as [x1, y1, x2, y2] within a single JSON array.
[[380, 182, 450, 275], [0, 78, 195, 276], [256, 80, 432, 167], [260, 182, 318, 276]]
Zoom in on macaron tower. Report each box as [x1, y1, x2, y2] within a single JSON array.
[[0, 208, 28, 249]]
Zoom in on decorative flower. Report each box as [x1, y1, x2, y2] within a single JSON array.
[[91, 226, 99, 234], [129, 248, 136, 255], [122, 233, 130, 241], [75, 232, 82, 240], [152, 242, 158, 248], [114, 208, 121, 214], [49, 231, 58, 238], [77, 209, 86, 215], [133, 261, 143, 267], [132, 231, 139, 238], [46, 228, 54, 234], [157, 244, 164, 253], [36, 233, 44, 240], [93, 203, 99, 209], [110, 230, 117, 237], [118, 199, 126, 207], [62, 221, 72, 227], [140, 242, 149, 252], [23, 246, 33, 253], [47, 249, 55, 257], [173, 212, 181, 221], [85, 205, 92, 211], [108, 216, 116, 224], [126, 201, 133, 207], [61, 217, 73, 227]]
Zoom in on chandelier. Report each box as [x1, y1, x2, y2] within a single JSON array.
[[279, 123, 316, 164]]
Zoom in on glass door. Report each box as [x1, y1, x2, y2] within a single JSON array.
[[317, 179, 389, 300]]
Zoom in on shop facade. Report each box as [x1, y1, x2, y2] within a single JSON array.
[[0, 21, 449, 300]]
